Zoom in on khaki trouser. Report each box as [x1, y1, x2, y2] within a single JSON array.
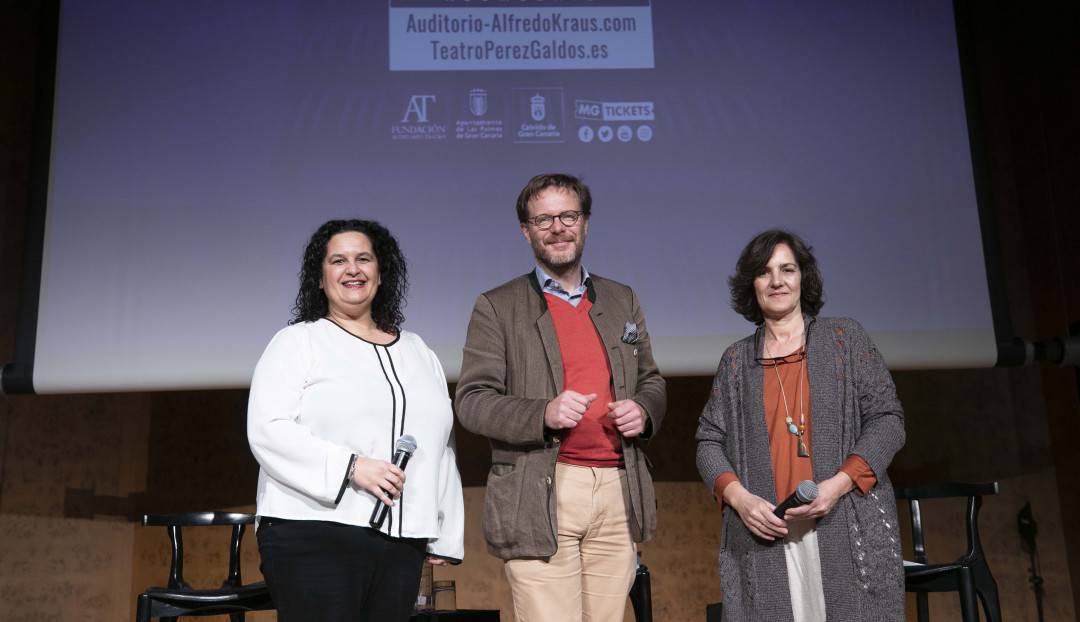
[[504, 463, 637, 622]]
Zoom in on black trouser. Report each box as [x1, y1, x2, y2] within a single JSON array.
[[257, 517, 426, 622]]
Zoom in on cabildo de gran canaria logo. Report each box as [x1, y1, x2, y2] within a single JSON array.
[[513, 87, 564, 143]]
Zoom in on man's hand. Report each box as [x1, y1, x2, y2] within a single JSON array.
[[784, 472, 853, 521], [544, 390, 596, 430], [723, 481, 788, 541], [607, 399, 647, 437]]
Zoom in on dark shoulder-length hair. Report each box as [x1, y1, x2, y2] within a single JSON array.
[[728, 229, 824, 325], [290, 219, 408, 334]]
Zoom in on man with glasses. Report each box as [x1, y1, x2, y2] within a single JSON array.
[[456, 173, 666, 621]]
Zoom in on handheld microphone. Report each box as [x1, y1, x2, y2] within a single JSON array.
[[773, 480, 818, 519], [369, 434, 417, 529]]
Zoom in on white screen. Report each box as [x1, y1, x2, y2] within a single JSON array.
[[26, 0, 995, 393]]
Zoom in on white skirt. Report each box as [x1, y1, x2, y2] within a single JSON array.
[[784, 518, 827, 622]]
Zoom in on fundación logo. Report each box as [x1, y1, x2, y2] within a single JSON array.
[[402, 95, 436, 123], [392, 94, 446, 140]]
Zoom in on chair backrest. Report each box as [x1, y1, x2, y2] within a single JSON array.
[[142, 512, 256, 589], [893, 482, 998, 564]]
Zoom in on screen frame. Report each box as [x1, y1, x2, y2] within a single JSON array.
[[1, 0, 1018, 395], [2, 0, 58, 395]]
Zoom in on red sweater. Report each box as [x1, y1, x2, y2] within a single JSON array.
[[545, 294, 622, 467]]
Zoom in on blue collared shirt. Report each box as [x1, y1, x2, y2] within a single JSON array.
[[534, 266, 590, 308]]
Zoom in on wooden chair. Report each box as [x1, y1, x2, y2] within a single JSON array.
[[895, 482, 1001, 622], [135, 511, 274, 621]]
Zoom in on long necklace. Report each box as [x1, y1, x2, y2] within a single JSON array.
[[765, 339, 810, 458]]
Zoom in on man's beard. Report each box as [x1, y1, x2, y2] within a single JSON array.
[[533, 238, 583, 273]]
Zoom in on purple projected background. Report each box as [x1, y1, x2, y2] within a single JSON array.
[[34, 0, 993, 392]]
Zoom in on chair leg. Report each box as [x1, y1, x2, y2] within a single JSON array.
[[977, 588, 1001, 622], [916, 592, 929, 622], [974, 562, 1002, 622], [958, 566, 978, 622], [229, 613, 246, 622], [135, 594, 151, 622]]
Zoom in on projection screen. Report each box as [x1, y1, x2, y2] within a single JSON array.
[[4, 0, 997, 394]]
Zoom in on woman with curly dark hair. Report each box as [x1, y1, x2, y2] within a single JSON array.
[[696, 229, 905, 621], [290, 219, 408, 333], [248, 219, 463, 621]]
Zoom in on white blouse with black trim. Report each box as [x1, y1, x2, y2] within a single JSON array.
[[247, 319, 464, 561]]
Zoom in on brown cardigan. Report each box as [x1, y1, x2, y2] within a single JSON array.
[[455, 272, 667, 560]]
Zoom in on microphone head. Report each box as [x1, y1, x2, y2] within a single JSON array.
[[794, 480, 818, 504], [395, 434, 418, 455]]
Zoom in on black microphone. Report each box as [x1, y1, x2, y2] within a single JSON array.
[[369, 434, 418, 529], [773, 480, 818, 519]]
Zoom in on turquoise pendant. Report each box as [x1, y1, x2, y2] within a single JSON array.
[[788, 423, 798, 435]]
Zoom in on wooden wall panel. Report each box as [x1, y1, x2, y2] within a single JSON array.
[[0, 515, 134, 621]]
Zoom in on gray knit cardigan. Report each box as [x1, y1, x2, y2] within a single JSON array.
[[696, 316, 906, 621]]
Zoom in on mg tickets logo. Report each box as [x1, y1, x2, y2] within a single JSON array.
[[574, 99, 654, 122], [574, 98, 654, 143], [391, 94, 447, 140]]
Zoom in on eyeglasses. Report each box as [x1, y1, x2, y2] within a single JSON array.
[[523, 210, 584, 230]]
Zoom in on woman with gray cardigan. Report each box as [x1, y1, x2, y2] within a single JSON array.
[[696, 229, 905, 621]]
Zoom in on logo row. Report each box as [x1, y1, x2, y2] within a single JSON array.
[[391, 88, 655, 144]]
